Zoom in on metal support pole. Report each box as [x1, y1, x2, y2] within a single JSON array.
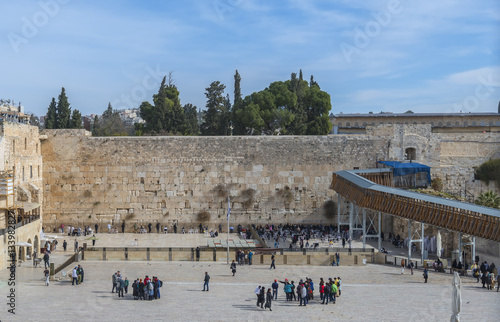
[[472, 236, 476, 264], [362, 208, 366, 249], [458, 233, 463, 264], [337, 194, 341, 234], [421, 222, 425, 264], [349, 202, 353, 241], [408, 219, 412, 264], [378, 211, 381, 251]]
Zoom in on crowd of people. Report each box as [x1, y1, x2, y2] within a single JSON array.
[[255, 276, 343, 310], [471, 261, 498, 291], [112, 271, 163, 299]]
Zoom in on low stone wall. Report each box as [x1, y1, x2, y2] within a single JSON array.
[[82, 247, 375, 266]]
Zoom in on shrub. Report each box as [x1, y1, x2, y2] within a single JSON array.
[[431, 178, 443, 192], [197, 211, 211, 222], [475, 158, 500, 188], [322, 200, 336, 219]]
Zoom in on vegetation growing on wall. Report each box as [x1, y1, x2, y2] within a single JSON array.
[[322, 200, 336, 219], [474, 158, 500, 188], [197, 211, 211, 222], [475, 191, 500, 209]]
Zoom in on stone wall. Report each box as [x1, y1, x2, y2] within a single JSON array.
[[40, 125, 500, 236], [40, 130, 389, 229]]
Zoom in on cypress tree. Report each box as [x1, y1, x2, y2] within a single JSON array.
[[56, 87, 71, 128], [45, 97, 57, 129]]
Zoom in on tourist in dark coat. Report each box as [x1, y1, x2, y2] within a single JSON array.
[[259, 287, 265, 308], [265, 288, 272, 311]]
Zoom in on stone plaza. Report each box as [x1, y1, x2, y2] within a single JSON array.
[[0, 233, 498, 321]]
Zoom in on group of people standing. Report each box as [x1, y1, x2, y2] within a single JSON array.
[[256, 276, 343, 311], [471, 261, 499, 291], [131, 276, 163, 300]]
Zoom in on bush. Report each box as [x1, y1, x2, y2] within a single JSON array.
[[322, 200, 336, 219], [431, 178, 443, 192], [475, 158, 500, 188], [197, 211, 211, 222]]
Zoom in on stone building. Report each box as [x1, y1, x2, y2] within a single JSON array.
[[331, 112, 500, 135], [0, 120, 43, 270]]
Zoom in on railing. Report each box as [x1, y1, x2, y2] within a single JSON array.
[[0, 216, 40, 236]]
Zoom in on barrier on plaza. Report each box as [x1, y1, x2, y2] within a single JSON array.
[[82, 246, 375, 266]]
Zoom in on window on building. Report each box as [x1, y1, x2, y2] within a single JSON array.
[[346, 122, 350, 127], [371, 122, 375, 126], [464, 121, 468, 126], [362, 122, 367, 126], [354, 122, 359, 127], [430, 122, 434, 126], [338, 122, 342, 127], [455, 121, 460, 126], [481, 121, 485, 126], [472, 121, 476, 126], [30, 166, 33, 178], [405, 148, 416, 161], [438, 122, 443, 126]]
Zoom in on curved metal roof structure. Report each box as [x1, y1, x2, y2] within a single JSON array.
[[331, 169, 500, 242]]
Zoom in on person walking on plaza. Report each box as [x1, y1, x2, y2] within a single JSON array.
[[331, 280, 338, 303], [410, 261, 414, 275], [156, 222, 160, 233], [337, 277, 342, 296], [44, 268, 50, 286], [112, 272, 118, 293], [196, 247, 200, 261], [265, 288, 273, 311], [72, 266, 78, 285], [95, 223, 98, 233], [270, 254, 276, 269], [74, 239, 78, 253], [255, 286, 261, 306], [258, 287, 265, 308], [63, 240, 67, 252], [202, 272, 210, 291], [272, 279, 279, 300], [401, 259, 405, 274], [43, 252, 50, 269], [121, 221, 125, 233], [230, 260, 237, 276], [148, 222, 152, 233], [248, 250, 253, 265], [336, 252, 340, 266], [423, 268, 428, 283]]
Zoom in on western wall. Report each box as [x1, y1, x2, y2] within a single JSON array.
[[40, 124, 500, 235]]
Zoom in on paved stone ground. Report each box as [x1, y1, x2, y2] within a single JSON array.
[[1, 233, 498, 321], [1, 257, 499, 321]]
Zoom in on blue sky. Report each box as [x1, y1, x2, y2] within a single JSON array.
[[1, 0, 499, 117]]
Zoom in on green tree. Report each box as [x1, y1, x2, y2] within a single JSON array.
[[304, 84, 332, 135], [93, 103, 128, 136], [475, 191, 500, 209], [70, 109, 82, 128], [45, 97, 57, 129], [201, 81, 227, 136], [183, 103, 199, 135], [56, 87, 71, 128], [140, 74, 186, 135]]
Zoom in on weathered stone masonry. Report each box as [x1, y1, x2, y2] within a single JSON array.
[[41, 130, 389, 228], [40, 125, 500, 233]]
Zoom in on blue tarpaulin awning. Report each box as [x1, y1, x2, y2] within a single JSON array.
[[378, 161, 431, 185]]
